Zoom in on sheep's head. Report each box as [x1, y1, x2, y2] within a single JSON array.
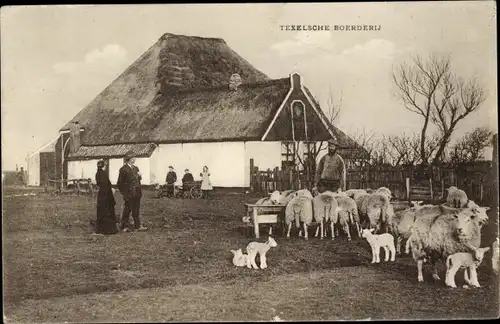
[[452, 208, 486, 240], [410, 201, 424, 208], [230, 248, 242, 256], [473, 247, 490, 263], [242, 216, 251, 223], [447, 186, 458, 192], [267, 237, 278, 247], [361, 228, 375, 238], [269, 191, 282, 204], [471, 206, 490, 226]]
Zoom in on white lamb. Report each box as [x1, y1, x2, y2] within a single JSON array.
[[246, 236, 278, 270], [445, 186, 468, 208], [230, 248, 249, 267], [445, 246, 490, 288], [361, 228, 396, 263]]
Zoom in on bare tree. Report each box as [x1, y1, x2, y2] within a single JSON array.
[[445, 127, 494, 164], [431, 77, 487, 163], [393, 54, 487, 165], [392, 54, 451, 163]]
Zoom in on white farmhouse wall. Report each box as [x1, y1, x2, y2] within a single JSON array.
[[151, 142, 247, 187], [68, 160, 100, 183], [27, 154, 40, 186], [108, 158, 124, 185]]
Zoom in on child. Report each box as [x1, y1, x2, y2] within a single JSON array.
[[200, 166, 213, 199]]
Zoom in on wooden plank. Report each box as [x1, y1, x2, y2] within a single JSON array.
[[257, 214, 278, 224], [253, 206, 259, 239]]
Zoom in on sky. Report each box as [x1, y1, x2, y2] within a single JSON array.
[[1, 2, 497, 170]]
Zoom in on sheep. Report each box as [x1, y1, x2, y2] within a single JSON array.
[[391, 202, 435, 255], [269, 190, 296, 205], [285, 192, 314, 240], [312, 191, 339, 240], [445, 246, 490, 288], [376, 187, 393, 200], [492, 237, 499, 275], [334, 195, 362, 241], [408, 204, 489, 283], [344, 189, 367, 201], [445, 186, 468, 208], [361, 228, 396, 263], [358, 191, 393, 233]]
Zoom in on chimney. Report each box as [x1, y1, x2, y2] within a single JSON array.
[[229, 73, 242, 90], [69, 121, 81, 153], [290, 72, 301, 90]]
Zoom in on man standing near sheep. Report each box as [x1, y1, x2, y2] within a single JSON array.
[[314, 138, 346, 193]]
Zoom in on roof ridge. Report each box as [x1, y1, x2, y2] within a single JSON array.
[[171, 77, 290, 95], [159, 32, 226, 44]]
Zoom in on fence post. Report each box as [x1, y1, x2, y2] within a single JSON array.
[[273, 167, 279, 192], [249, 159, 254, 192], [406, 177, 410, 201], [289, 169, 294, 190], [441, 179, 444, 200], [429, 178, 433, 200]]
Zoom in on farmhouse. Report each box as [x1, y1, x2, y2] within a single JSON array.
[[29, 33, 366, 188]]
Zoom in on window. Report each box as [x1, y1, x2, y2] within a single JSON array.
[[281, 141, 296, 170], [291, 100, 305, 120]]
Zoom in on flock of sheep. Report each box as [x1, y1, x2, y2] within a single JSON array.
[[245, 185, 498, 286]]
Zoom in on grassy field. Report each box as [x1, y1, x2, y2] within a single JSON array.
[[2, 185, 499, 322]]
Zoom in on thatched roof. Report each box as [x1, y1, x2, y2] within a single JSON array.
[[60, 33, 270, 139], [59, 32, 367, 158]]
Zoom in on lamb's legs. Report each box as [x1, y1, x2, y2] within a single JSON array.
[[320, 220, 324, 240], [445, 265, 458, 288], [464, 268, 472, 285], [330, 221, 335, 240], [315, 225, 319, 238], [246, 252, 253, 269], [371, 246, 377, 263], [389, 244, 396, 261], [259, 253, 268, 269], [250, 253, 259, 270], [417, 259, 424, 282], [469, 266, 481, 287], [303, 222, 308, 240], [383, 246, 390, 262]]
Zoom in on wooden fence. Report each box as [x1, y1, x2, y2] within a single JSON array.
[[249, 158, 497, 206]]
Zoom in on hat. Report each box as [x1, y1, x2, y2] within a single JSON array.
[[123, 151, 135, 162], [169, 165, 173, 169], [97, 160, 105, 168], [185, 169, 189, 172], [328, 138, 338, 146]]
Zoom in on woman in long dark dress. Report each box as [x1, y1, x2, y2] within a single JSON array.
[[95, 160, 118, 234]]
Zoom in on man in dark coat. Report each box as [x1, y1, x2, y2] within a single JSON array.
[[165, 166, 177, 198], [117, 152, 148, 232], [314, 138, 347, 193]]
